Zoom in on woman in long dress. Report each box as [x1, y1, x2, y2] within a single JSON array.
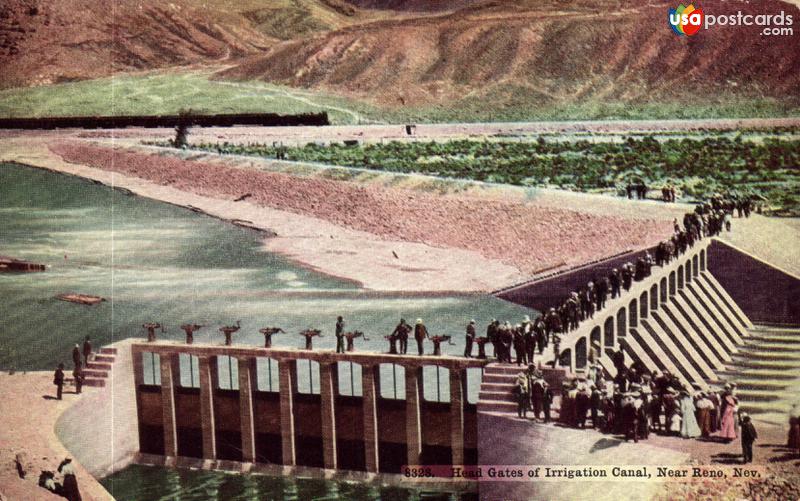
[[718, 392, 738, 441], [695, 393, 714, 438], [679, 391, 701, 438]]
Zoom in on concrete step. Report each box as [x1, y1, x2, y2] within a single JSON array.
[[716, 369, 799, 381], [482, 374, 518, 384], [750, 325, 800, 334], [99, 347, 118, 355], [93, 355, 115, 363], [477, 399, 518, 412], [479, 390, 515, 401], [734, 390, 783, 402], [736, 380, 795, 391], [738, 400, 793, 415], [83, 378, 106, 387], [81, 369, 108, 378], [86, 362, 112, 370], [727, 359, 800, 369], [484, 365, 529, 375], [481, 382, 516, 392], [746, 335, 800, 345], [732, 351, 800, 361], [741, 341, 800, 352]]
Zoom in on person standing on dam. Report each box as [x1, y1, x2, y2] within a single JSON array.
[[82, 336, 92, 365], [740, 414, 758, 464], [71, 344, 81, 369], [53, 363, 65, 400], [414, 318, 429, 356], [392, 318, 411, 355], [464, 320, 476, 357], [335, 316, 346, 354]]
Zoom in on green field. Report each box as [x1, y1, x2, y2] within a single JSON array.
[[0, 71, 378, 124], [186, 135, 800, 215], [2, 70, 799, 124]]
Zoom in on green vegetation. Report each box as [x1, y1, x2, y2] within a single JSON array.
[[187, 135, 800, 215], [1, 70, 799, 125], [0, 71, 378, 124]]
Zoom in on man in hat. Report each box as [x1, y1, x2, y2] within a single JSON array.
[[530, 375, 545, 421], [575, 380, 591, 429], [464, 320, 476, 357], [392, 319, 411, 355], [740, 413, 757, 463], [542, 381, 553, 423], [82, 336, 92, 366], [335, 316, 346, 353], [414, 319, 429, 356], [53, 363, 65, 400], [71, 344, 81, 369]]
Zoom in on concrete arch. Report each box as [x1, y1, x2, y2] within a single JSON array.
[[650, 284, 659, 311], [669, 271, 676, 295], [692, 255, 699, 277], [660, 278, 668, 302], [591, 326, 602, 349], [639, 291, 649, 319], [700, 249, 706, 271], [616, 308, 628, 337], [685, 260, 693, 283], [559, 348, 572, 369], [575, 337, 588, 369], [628, 299, 638, 328], [604, 316, 616, 347], [678, 265, 685, 289]]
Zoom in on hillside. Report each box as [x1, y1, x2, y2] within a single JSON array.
[[1, 0, 798, 120], [218, 0, 800, 116]]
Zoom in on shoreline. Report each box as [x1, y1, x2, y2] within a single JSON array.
[[1, 134, 682, 293]]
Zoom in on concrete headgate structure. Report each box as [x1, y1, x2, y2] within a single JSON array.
[[131, 344, 493, 474], [497, 238, 754, 390]]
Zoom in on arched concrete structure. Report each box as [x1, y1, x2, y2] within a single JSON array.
[[650, 284, 658, 311], [616, 308, 628, 337], [604, 316, 615, 346], [628, 299, 638, 328], [575, 337, 588, 369], [660, 278, 668, 303], [692, 255, 699, 277], [590, 326, 602, 349], [686, 260, 693, 283], [678, 265, 685, 289], [700, 249, 706, 270], [640, 291, 648, 319], [669, 271, 676, 295]]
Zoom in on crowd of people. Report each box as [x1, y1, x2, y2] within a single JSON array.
[[513, 352, 760, 463], [53, 336, 92, 400]]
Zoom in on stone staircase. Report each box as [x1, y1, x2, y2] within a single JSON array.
[[717, 325, 800, 424], [83, 347, 118, 387], [477, 363, 570, 416], [477, 364, 520, 414]]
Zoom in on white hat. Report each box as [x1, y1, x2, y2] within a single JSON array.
[[416, 319, 423, 325], [523, 315, 530, 322]]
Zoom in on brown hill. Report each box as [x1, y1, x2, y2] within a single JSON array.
[[0, 0, 277, 88], [218, 0, 800, 110]]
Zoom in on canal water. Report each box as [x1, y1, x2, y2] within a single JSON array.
[[0, 162, 533, 372], [100, 464, 475, 501], [2, 162, 525, 500]]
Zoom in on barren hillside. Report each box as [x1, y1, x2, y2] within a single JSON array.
[[219, 0, 800, 109]]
